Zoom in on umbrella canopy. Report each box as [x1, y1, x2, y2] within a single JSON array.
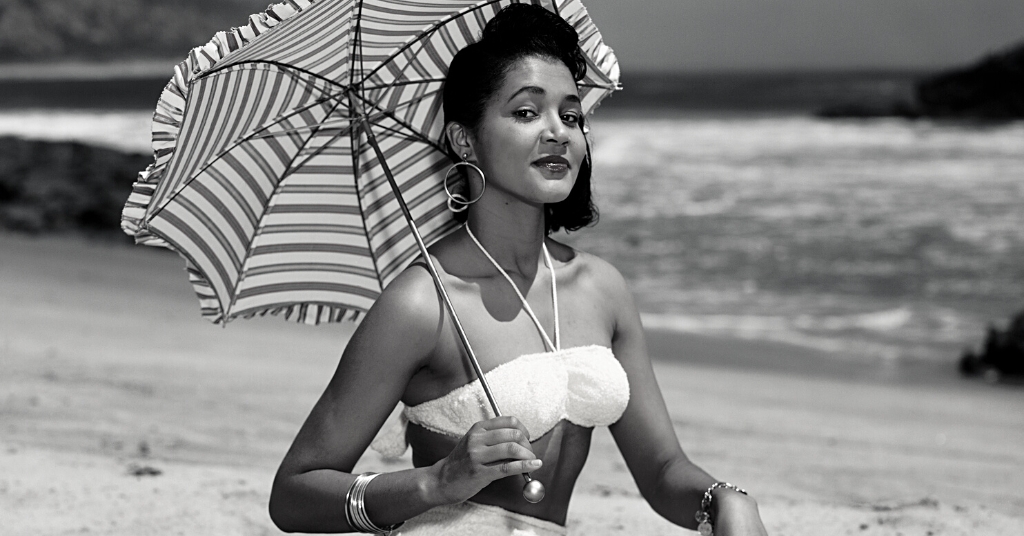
[[121, 0, 620, 326]]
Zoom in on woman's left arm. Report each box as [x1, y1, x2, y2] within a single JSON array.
[[593, 259, 768, 534]]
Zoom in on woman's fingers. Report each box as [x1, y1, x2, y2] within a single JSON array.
[[434, 416, 545, 502], [474, 439, 536, 465], [475, 415, 534, 448], [469, 416, 539, 472], [489, 457, 543, 477], [478, 427, 532, 451], [476, 415, 531, 437]]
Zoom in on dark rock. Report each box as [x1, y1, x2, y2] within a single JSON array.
[[817, 40, 1024, 120], [918, 41, 1024, 119], [0, 136, 148, 236], [960, 311, 1024, 379], [126, 463, 162, 477]]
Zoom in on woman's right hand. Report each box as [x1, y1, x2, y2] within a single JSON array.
[[430, 415, 542, 504]]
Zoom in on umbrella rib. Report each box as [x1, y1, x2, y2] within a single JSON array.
[[357, 0, 506, 85], [202, 60, 347, 93], [248, 100, 423, 141], [223, 96, 349, 319], [253, 118, 419, 142], [578, 82, 621, 90], [147, 108, 347, 272], [349, 90, 446, 153], [352, 0, 366, 89], [362, 122, 425, 143], [150, 86, 351, 220], [360, 77, 446, 90], [346, 96, 383, 294], [191, 63, 360, 146], [285, 116, 358, 175]]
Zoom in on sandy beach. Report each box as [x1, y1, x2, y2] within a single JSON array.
[[2, 232, 1022, 535]]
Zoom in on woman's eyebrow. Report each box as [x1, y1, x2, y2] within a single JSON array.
[[507, 86, 582, 104]]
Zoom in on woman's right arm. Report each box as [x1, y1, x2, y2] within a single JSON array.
[[269, 265, 541, 533]]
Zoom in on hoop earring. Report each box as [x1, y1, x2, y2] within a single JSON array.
[[444, 159, 486, 213]]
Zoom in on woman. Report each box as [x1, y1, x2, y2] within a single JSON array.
[[269, 5, 768, 535]]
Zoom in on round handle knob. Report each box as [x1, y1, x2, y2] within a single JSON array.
[[522, 475, 546, 503]]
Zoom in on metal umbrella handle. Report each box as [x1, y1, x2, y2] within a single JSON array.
[[356, 116, 545, 504]]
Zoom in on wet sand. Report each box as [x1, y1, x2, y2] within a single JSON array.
[[2, 232, 1022, 535]]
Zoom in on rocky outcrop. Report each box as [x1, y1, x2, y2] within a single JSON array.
[[0, 136, 147, 235], [817, 40, 1024, 120], [960, 311, 1024, 381], [917, 41, 1024, 119]]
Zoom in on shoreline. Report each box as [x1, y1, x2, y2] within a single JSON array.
[[645, 327, 970, 388], [0, 229, 976, 381], [0, 60, 179, 81]]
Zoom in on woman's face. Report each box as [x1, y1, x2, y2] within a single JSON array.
[[468, 55, 586, 207]]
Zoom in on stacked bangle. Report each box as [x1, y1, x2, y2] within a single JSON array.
[[345, 472, 403, 534], [694, 482, 748, 536]]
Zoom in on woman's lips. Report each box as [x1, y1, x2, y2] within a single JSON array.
[[536, 162, 568, 173], [534, 156, 570, 173]]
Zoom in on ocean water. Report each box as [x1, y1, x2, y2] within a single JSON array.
[[2, 107, 1021, 363], [0, 110, 153, 153], [572, 114, 1024, 362]]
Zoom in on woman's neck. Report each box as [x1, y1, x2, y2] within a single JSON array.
[[466, 202, 547, 278]]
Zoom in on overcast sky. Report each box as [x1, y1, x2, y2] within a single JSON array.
[[581, 0, 1024, 72]]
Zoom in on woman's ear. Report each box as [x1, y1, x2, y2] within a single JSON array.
[[444, 122, 474, 161]]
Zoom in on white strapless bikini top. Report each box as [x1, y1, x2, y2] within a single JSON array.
[[370, 227, 630, 458]]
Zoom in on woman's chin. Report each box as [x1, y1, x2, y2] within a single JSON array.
[[529, 173, 577, 203], [534, 187, 574, 206]]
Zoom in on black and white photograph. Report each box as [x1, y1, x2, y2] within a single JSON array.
[[1, 1, 1022, 534]]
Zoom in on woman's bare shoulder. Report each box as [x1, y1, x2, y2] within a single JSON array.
[[358, 260, 444, 354], [548, 240, 632, 300]]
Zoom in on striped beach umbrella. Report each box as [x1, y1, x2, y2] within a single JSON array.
[[121, 0, 620, 326]]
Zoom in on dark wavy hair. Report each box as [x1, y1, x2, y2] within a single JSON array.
[[442, 3, 598, 234]]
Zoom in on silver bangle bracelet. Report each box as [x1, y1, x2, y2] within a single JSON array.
[[345, 472, 404, 534], [695, 481, 748, 536]]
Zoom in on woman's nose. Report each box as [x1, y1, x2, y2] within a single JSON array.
[[543, 113, 570, 145]]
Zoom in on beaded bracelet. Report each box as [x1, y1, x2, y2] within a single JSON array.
[[694, 482, 748, 536], [345, 472, 404, 534]]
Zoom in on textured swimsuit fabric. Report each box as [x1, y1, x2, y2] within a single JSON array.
[[370, 345, 630, 457], [394, 501, 567, 536]]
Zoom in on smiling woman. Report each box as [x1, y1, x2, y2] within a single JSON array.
[[444, 57, 587, 221], [268, 4, 768, 535], [440, 7, 597, 235]]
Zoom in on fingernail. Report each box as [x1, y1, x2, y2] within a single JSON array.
[[529, 459, 543, 468]]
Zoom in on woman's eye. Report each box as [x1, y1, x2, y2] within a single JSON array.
[[513, 109, 537, 119], [562, 113, 580, 124]]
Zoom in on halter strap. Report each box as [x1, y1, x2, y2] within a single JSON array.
[[465, 225, 560, 351]]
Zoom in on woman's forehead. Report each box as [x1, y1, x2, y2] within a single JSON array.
[[497, 56, 580, 102]]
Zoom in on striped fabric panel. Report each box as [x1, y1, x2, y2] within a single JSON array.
[[218, 0, 356, 84], [231, 115, 381, 319], [152, 64, 338, 214], [184, 258, 223, 322], [125, 1, 326, 240], [352, 116, 456, 284], [147, 66, 347, 320], [123, 0, 620, 325]]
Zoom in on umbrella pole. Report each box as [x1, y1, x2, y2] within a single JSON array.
[[357, 117, 545, 504]]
